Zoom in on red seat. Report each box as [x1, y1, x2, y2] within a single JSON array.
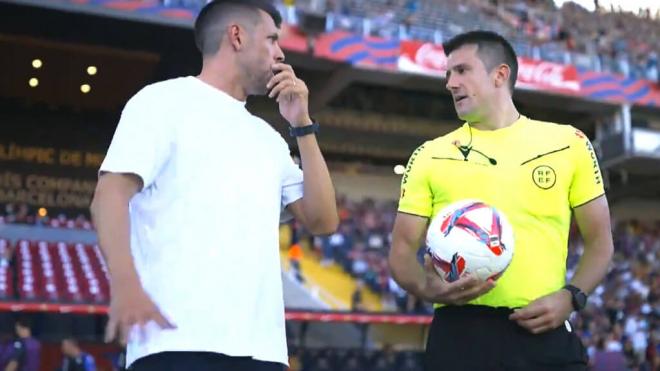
[[16, 240, 40, 301], [13, 239, 111, 304], [0, 239, 12, 299]]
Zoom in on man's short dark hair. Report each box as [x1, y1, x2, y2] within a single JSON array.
[[62, 337, 78, 345], [15, 316, 32, 330], [194, 0, 282, 56], [443, 30, 518, 92]]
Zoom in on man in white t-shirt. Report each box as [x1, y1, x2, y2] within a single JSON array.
[[89, 1, 338, 370]]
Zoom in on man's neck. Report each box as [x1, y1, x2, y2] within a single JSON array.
[[197, 59, 247, 102]]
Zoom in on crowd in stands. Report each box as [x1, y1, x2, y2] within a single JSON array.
[[0, 203, 92, 230], [309, 197, 429, 314], [573, 220, 660, 370], [156, 0, 659, 79], [272, 0, 659, 81], [1, 198, 658, 369], [501, 0, 658, 80], [307, 197, 660, 370]]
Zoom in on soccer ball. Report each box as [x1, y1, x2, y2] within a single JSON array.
[[426, 200, 515, 282]]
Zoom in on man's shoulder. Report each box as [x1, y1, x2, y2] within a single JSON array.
[[144, 76, 191, 91], [129, 77, 192, 104]]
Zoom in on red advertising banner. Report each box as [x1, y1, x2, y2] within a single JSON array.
[[279, 24, 309, 53], [314, 31, 399, 68], [398, 41, 580, 93], [398, 40, 447, 77], [517, 57, 580, 93]]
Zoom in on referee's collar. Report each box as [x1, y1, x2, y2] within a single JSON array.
[[465, 115, 528, 135]]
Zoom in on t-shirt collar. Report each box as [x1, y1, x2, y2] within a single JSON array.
[[189, 76, 247, 108]]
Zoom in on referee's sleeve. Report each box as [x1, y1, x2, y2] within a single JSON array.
[[398, 142, 433, 218], [99, 87, 172, 190], [569, 129, 605, 208]]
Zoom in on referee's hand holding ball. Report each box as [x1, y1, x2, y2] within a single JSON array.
[[420, 254, 496, 305]]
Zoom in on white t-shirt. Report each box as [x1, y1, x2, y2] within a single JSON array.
[[100, 76, 304, 367]]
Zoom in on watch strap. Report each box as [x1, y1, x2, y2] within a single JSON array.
[[289, 122, 320, 137], [563, 284, 586, 311]]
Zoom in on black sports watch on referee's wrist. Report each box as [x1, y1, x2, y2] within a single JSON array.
[[563, 284, 587, 311], [289, 122, 320, 137]]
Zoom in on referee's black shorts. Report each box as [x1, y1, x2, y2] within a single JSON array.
[[425, 305, 588, 371], [129, 352, 286, 371]]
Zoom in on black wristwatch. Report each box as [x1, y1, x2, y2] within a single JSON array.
[[289, 122, 320, 137], [563, 284, 587, 311]]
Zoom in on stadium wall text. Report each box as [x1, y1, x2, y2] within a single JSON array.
[[0, 142, 102, 212]]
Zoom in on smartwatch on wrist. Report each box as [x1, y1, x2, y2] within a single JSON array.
[[289, 122, 320, 138], [563, 284, 587, 311]]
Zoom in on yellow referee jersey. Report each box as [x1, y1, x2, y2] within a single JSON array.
[[398, 115, 605, 308]]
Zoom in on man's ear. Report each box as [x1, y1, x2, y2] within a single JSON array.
[[493, 63, 511, 89], [227, 23, 243, 51]]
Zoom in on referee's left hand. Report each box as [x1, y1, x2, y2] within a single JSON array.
[[509, 289, 573, 334]]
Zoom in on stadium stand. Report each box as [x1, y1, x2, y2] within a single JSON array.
[[0, 239, 13, 300], [1, 212, 656, 369], [0, 204, 93, 230], [285, 0, 660, 79], [284, 198, 660, 369], [13, 240, 109, 304]]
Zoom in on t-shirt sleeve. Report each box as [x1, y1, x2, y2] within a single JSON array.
[[99, 87, 172, 189], [398, 142, 433, 218], [84, 354, 96, 371], [569, 128, 605, 208], [8, 340, 25, 363], [279, 141, 304, 223]]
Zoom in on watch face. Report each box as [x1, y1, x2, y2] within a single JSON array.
[[576, 292, 587, 309]]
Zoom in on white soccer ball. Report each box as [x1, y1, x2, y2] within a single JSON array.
[[426, 200, 515, 282]]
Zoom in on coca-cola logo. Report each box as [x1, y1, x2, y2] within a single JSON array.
[[517, 60, 575, 88], [413, 43, 447, 71]]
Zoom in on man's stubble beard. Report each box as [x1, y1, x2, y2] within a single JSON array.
[[241, 60, 271, 97]]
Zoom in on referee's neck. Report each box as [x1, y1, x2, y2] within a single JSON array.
[[469, 100, 520, 131]]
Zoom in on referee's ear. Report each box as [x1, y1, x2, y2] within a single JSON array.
[[493, 63, 511, 92]]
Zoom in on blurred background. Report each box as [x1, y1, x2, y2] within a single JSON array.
[[0, 0, 658, 370]]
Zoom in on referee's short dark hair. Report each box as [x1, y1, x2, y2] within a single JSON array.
[[194, 0, 282, 56], [443, 31, 518, 93]]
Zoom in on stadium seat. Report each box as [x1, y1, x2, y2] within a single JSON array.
[[12, 239, 111, 303], [0, 239, 12, 299]]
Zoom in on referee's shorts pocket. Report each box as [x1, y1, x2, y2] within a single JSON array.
[[521, 322, 588, 367]]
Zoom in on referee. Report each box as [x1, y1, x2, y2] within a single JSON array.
[[90, 1, 338, 370], [388, 31, 614, 370]]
